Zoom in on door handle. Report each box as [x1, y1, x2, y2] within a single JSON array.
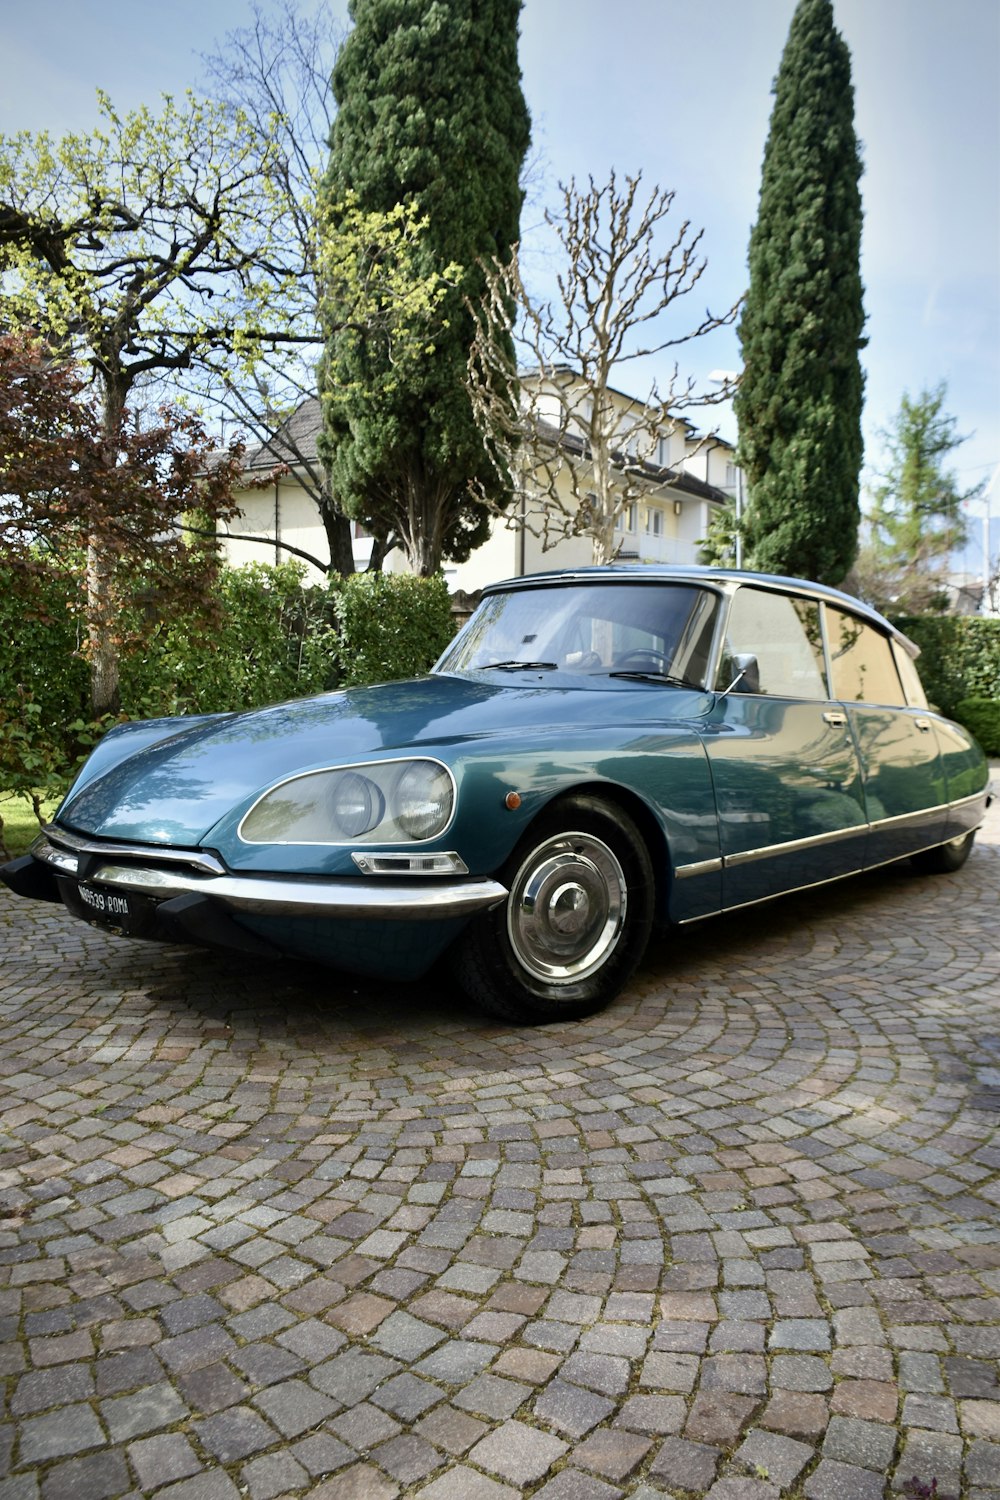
[[823, 710, 846, 727], [914, 717, 932, 733]]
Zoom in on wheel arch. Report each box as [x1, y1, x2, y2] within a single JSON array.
[[519, 779, 672, 922]]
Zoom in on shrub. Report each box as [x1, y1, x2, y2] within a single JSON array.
[[953, 697, 1000, 756], [334, 572, 455, 687], [895, 614, 1000, 717], [120, 561, 339, 716], [1, 560, 457, 805]]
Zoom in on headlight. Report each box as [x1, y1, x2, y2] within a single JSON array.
[[395, 761, 454, 840], [239, 758, 455, 845], [330, 772, 384, 839]]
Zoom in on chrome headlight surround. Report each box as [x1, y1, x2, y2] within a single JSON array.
[[238, 757, 456, 846]]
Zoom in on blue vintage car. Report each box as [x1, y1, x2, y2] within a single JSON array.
[[3, 567, 991, 1023]]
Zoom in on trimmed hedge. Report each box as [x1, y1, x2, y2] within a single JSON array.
[[894, 614, 1000, 722], [333, 571, 457, 688], [0, 561, 456, 808], [954, 698, 1000, 756]]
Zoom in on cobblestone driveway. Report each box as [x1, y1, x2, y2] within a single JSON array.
[[2, 794, 998, 1500]]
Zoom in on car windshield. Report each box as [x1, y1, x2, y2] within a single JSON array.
[[438, 582, 720, 686]]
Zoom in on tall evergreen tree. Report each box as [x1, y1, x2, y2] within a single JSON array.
[[318, 0, 530, 576], [853, 383, 979, 614], [735, 0, 865, 584]]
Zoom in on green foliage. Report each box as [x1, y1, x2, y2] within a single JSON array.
[[121, 563, 340, 716], [0, 561, 456, 806], [953, 698, 1000, 756], [735, 0, 865, 585], [0, 94, 292, 710], [319, 0, 530, 575], [0, 91, 288, 391], [697, 499, 740, 567], [894, 614, 1000, 717], [856, 384, 981, 614], [333, 572, 455, 686]]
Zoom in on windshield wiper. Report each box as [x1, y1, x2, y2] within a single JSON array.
[[608, 670, 699, 688], [481, 660, 559, 671]]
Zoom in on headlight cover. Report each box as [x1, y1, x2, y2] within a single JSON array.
[[238, 758, 455, 846]]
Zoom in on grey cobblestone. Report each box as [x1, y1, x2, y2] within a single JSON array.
[[1, 789, 999, 1498]]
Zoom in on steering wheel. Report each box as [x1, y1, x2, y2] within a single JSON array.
[[612, 649, 671, 674]]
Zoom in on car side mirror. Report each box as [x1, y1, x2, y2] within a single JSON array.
[[719, 652, 760, 697]]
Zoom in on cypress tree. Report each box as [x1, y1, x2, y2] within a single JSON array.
[[319, 0, 530, 575], [735, 0, 865, 585]]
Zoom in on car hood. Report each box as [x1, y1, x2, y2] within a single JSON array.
[[56, 671, 711, 845]]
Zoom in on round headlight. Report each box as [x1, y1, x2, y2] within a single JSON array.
[[395, 761, 453, 840], [329, 771, 384, 838]]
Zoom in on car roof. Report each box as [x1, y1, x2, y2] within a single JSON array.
[[480, 565, 920, 658]]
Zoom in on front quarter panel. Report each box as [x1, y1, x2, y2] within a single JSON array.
[[206, 718, 722, 921]]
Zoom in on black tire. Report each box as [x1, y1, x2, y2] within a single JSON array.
[[452, 794, 656, 1024], [911, 830, 976, 875]]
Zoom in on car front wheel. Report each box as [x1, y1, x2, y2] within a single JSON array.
[[911, 830, 976, 875], [452, 795, 655, 1024]]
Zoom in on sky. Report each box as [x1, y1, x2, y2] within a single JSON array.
[[2, 0, 999, 575]]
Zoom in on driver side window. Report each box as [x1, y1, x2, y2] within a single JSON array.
[[717, 589, 827, 699]]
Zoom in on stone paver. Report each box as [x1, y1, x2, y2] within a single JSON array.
[[1, 787, 998, 1497]]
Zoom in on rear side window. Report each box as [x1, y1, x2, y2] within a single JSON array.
[[717, 588, 827, 698], [891, 640, 929, 709], [828, 608, 905, 705]]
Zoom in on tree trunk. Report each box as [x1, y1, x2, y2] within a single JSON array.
[[87, 373, 127, 717], [321, 502, 357, 576], [86, 540, 120, 716]]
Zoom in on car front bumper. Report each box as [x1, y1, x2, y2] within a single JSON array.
[[2, 826, 508, 967]]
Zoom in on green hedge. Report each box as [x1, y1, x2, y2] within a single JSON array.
[[0, 561, 456, 809], [333, 571, 457, 688], [953, 698, 1000, 756], [894, 615, 1000, 720]]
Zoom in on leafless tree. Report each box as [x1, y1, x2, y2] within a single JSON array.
[[468, 172, 740, 564], [199, 2, 378, 575]]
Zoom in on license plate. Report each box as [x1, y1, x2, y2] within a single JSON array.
[[77, 884, 136, 924]]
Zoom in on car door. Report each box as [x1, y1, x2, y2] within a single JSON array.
[[703, 586, 868, 909], [825, 607, 948, 865]]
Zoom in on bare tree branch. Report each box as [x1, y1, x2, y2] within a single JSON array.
[[468, 171, 741, 564]]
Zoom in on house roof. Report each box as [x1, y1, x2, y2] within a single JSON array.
[[241, 398, 323, 473], [240, 395, 729, 506], [531, 417, 729, 506]]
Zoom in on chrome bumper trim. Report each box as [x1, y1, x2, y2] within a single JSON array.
[[31, 836, 507, 922], [41, 825, 226, 876]]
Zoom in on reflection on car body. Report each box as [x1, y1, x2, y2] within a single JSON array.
[[3, 566, 992, 1023]]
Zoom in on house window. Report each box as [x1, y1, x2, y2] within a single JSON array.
[[615, 503, 637, 533], [725, 462, 740, 490], [644, 507, 664, 537]]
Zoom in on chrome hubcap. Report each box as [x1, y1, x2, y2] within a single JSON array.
[[507, 833, 627, 982]]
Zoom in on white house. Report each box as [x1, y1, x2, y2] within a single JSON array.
[[220, 380, 741, 590]]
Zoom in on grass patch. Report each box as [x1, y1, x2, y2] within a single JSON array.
[[0, 794, 60, 859]]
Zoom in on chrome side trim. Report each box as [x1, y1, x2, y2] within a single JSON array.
[[39, 847, 507, 922], [41, 826, 226, 876], [676, 862, 867, 923], [674, 857, 724, 881], [867, 803, 949, 836], [948, 789, 991, 816], [724, 821, 866, 870]]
